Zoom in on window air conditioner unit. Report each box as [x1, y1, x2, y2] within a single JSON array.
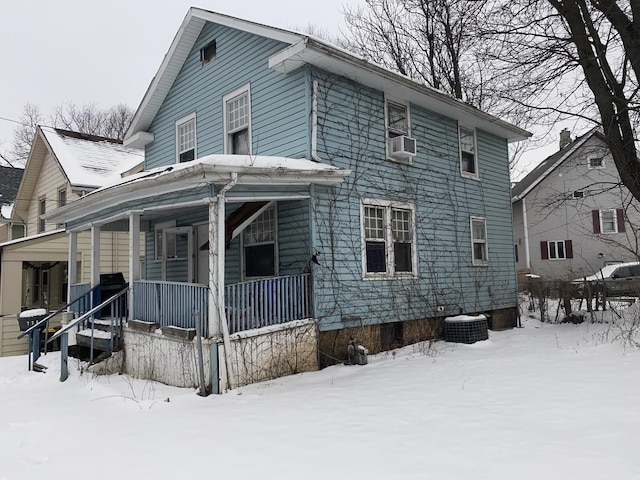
[[389, 135, 417, 159]]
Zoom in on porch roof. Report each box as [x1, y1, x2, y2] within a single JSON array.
[[43, 154, 351, 227]]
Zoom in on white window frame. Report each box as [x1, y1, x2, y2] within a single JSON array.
[[588, 156, 605, 169], [361, 198, 417, 279], [470, 216, 488, 266], [241, 206, 278, 280], [547, 240, 566, 260], [155, 220, 176, 261], [384, 98, 411, 162], [38, 197, 46, 233], [175, 113, 196, 163], [459, 125, 479, 179], [223, 84, 252, 155], [600, 209, 618, 233]]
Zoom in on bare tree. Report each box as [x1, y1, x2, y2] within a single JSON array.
[[480, 0, 640, 201], [342, 0, 490, 107], [7, 102, 134, 167]]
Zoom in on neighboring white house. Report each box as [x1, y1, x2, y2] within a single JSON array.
[[512, 127, 639, 282], [0, 127, 143, 357]]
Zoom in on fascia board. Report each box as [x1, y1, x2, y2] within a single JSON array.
[[270, 40, 531, 142], [45, 164, 351, 226]]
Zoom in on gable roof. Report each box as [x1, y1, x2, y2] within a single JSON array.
[[0, 165, 24, 206], [511, 127, 603, 202], [12, 126, 143, 221], [125, 8, 530, 145]]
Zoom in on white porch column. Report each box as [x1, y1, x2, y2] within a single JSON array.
[[67, 231, 77, 310], [91, 225, 101, 305], [128, 213, 141, 321], [208, 199, 225, 336]]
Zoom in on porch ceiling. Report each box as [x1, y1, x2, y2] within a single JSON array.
[[44, 155, 350, 230]]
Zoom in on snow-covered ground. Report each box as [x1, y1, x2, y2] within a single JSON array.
[[1, 303, 639, 479]]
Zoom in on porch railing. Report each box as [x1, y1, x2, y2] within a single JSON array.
[[133, 280, 209, 336], [69, 282, 92, 316], [225, 273, 312, 333], [130, 273, 311, 336]]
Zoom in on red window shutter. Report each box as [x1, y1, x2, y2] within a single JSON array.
[[592, 210, 601, 233], [565, 240, 573, 259], [540, 241, 548, 260], [617, 208, 626, 233]]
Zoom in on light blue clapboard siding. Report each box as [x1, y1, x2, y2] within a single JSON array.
[[145, 22, 309, 170], [309, 69, 517, 331], [277, 200, 311, 276]]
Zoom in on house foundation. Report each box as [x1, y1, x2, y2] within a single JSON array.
[[318, 307, 518, 367]]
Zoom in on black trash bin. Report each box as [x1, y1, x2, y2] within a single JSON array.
[[98, 273, 127, 317]]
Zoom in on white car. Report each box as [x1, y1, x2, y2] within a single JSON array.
[[572, 261, 640, 297]]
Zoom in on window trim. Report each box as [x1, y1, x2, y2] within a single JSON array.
[[155, 220, 177, 262], [459, 125, 479, 179], [200, 39, 217, 65], [241, 206, 278, 280], [38, 197, 46, 234], [223, 84, 252, 155], [600, 209, 618, 234], [175, 113, 197, 164], [588, 156, 605, 169], [384, 97, 412, 163], [547, 240, 567, 260], [360, 198, 418, 279], [470, 216, 488, 266]]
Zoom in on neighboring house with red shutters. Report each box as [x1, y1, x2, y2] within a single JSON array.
[[512, 127, 638, 283]]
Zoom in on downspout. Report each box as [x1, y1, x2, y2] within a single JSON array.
[[216, 173, 238, 391], [311, 79, 321, 162], [522, 198, 531, 270]]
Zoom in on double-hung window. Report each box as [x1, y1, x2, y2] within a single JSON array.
[[593, 209, 625, 234], [471, 216, 488, 266], [224, 85, 251, 155], [38, 198, 46, 233], [386, 100, 408, 140], [176, 113, 196, 163], [362, 199, 416, 278], [459, 126, 478, 178], [243, 207, 277, 278]]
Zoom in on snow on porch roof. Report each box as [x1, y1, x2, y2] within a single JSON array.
[[44, 154, 351, 225]]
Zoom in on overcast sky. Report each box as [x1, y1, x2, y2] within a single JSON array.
[[0, 0, 361, 160], [0, 0, 563, 177]]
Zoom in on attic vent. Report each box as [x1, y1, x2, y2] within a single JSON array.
[[200, 39, 217, 65]]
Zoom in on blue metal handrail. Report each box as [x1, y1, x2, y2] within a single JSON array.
[[48, 286, 129, 382], [18, 283, 101, 339], [18, 283, 102, 371]]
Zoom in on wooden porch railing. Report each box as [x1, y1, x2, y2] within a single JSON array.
[[225, 274, 312, 333], [130, 273, 311, 336], [132, 280, 209, 336]]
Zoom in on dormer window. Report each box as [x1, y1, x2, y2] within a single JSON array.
[[176, 113, 196, 163], [200, 39, 217, 65]]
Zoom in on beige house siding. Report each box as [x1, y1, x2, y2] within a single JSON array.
[[24, 153, 68, 236], [0, 231, 141, 316]]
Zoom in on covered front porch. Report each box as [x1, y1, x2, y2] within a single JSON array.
[[46, 156, 349, 389]]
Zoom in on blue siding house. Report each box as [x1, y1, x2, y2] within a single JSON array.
[[47, 8, 530, 391]]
